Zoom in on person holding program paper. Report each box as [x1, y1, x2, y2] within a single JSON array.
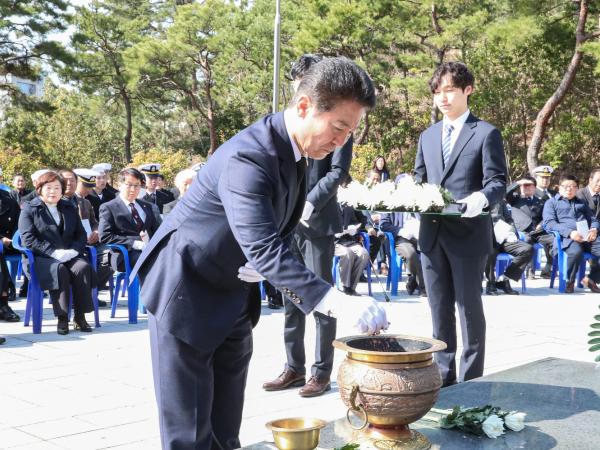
[[542, 174, 600, 293], [131, 57, 388, 450], [414, 62, 507, 387]]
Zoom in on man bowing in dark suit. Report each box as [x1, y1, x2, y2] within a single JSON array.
[[131, 57, 388, 450], [414, 62, 507, 387]]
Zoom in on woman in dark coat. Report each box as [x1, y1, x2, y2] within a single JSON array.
[[18, 171, 94, 334], [372, 155, 391, 182]]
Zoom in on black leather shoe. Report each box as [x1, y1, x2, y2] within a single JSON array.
[[496, 279, 519, 295], [57, 316, 69, 335], [485, 282, 498, 295], [342, 286, 360, 296], [565, 281, 575, 293], [0, 304, 20, 322], [18, 289, 27, 298], [0, 336, 5, 345], [73, 316, 93, 332], [97, 300, 108, 307]]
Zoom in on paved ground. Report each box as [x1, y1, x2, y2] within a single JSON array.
[[0, 275, 598, 449]]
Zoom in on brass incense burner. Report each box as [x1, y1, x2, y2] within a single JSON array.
[[265, 417, 326, 450], [333, 334, 447, 450]]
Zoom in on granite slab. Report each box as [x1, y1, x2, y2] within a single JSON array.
[[243, 357, 600, 450]]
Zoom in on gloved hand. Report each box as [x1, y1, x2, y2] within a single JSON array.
[[132, 240, 146, 251], [50, 249, 79, 263], [237, 262, 265, 283], [457, 192, 488, 218], [313, 288, 389, 335], [299, 201, 315, 228]]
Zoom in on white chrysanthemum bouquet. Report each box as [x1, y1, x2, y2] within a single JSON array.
[[337, 176, 453, 213]]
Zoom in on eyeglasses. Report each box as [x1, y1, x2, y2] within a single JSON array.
[[560, 184, 578, 190], [122, 182, 142, 190]]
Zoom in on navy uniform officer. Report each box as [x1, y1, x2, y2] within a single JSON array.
[[131, 57, 388, 450], [139, 163, 171, 214], [533, 165, 557, 202]]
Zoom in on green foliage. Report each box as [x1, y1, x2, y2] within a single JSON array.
[[130, 148, 191, 187]]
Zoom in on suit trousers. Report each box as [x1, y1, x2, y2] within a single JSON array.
[[148, 311, 253, 450], [561, 239, 600, 283], [485, 240, 533, 283], [335, 243, 369, 290], [49, 257, 94, 317], [524, 231, 554, 274], [110, 249, 141, 273], [284, 233, 336, 380], [421, 239, 487, 385], [395, 237, 425, 289]]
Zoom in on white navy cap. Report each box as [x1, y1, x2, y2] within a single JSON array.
[[31, 169, 50, 182], [533, 165, 554, 177], [92, 163, 112, 174], [74, 168, 100, 187], [139, 163, 161, 176], [190, 162, 205, 172]]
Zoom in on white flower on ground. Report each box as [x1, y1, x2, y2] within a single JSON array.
[[482, 414, 505, 439], [504, 412, 526, 432]]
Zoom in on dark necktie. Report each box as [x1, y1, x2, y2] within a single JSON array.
[[129, 202, 144, 232], [593, 194, 599, 209], [297, 157, 307, 186]]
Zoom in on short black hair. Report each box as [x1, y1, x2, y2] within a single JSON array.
[[119, 168, 146, 185], [290, 54, 323, 81], [589, 167, 600, 180], [292, 57, 376, 112], [429, 62, 475, 94], [559, 174, 578, 185]]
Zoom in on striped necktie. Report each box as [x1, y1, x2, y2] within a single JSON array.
[[442, 123, 454, 168]]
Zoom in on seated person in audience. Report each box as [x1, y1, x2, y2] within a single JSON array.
[[0, 188, 20, 321], [73, 169, 114, 300], [543, 174, 600, 293], [577, 167, 600, 220], [99, 168, 161, 273], [18, 171, 95, 334], [163, 169, 196, 215], [485, 200, 533, 295], [534, 165, 557, 201], [380, 212, 426, 296], [9, 174, 32, 207], [334, 212, 370, 296], [157, 174, 176, 203], [506, 175, 554, 278], [140, 163, 171, 214], [89, 164, 116, 218]]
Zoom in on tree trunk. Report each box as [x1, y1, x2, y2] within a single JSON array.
[[356, 112, 369, 145], [526, 0, 591, 174], [121, 89, 133, 163]]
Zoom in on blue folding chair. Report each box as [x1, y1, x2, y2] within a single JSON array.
[[495, 253, 527, 294], [1, 234, 22, 286], [331, 233, 372, 295], [106, 244, 142, 324]]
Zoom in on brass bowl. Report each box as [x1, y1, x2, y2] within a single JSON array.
[[265, 417, 327, 450]]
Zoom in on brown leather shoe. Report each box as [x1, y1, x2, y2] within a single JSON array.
[[262, 369, 305, 391], [565, 281, 575, 293], [299, 376, 331, 398], [582, 277, 600, 293]]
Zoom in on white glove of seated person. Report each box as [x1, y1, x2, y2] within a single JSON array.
[[299, 201, 315, 228], [132, 240, 146, 251], [50, 249, 79, 263], [314, 288, 389, 335], [457, 192, 488, 218], [237, 262, 266, 283]]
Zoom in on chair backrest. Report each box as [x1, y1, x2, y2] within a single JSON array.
[[11, 230, 24, 252]]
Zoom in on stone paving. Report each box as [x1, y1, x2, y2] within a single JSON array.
[[0, 276, 598, 449]]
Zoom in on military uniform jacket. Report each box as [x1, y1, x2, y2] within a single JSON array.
[[506, 183, 544, 233]]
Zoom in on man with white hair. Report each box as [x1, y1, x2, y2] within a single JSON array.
[[163, 169, 196, 215]]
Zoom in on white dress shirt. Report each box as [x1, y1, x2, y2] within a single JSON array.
[[120, 196, 146, 223], [442, 108, 471, 152]]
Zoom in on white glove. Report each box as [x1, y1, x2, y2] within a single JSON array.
[[237, 262, 265, 283], [457, 192, 488, 218], [314, 288, 389, 335], [299, 201, 315, 228], [51, 249, 79, 263], [132, 240, 146, 251], [346, 224, 358, 236]]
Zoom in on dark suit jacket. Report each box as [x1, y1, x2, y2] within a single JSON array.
[[542, 194, 599, 250], [414, 113, 507, 257], [506, 183, 544, 233], [98, 197, 160, 250], [577, 186, 600, 220], [21, 190, 38, 204], [9, 188, 32, 207], [18, 197, 87, 290], [131, 112, 332, 351], [380, 212, 405, 237], [296, 138, 353, 238], [89, 187, 116, 218], [0, 190, 19, 239], [535, 187, 557, 203]]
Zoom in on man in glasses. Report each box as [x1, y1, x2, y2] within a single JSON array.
[[543, 174, 600, 293]]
